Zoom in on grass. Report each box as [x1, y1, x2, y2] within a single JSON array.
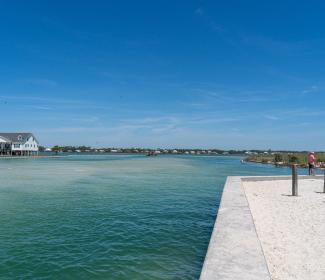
[[245, 152, 325, 167]]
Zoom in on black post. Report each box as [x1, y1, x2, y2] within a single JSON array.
[[292, 164, 298, 196], [323, 169, 325, 193]]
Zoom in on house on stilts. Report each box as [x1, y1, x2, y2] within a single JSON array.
[[0, 133, 39, 156]]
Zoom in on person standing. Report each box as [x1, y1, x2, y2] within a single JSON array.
[[308, 152, 316, 175]]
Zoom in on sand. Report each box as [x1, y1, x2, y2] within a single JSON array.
[[243, 179, 325, 280]]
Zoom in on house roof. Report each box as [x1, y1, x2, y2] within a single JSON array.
[[0, 133, 38, 144], [0, 136, 10, 143]]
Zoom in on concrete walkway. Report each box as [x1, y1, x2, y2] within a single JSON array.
[[200, 175, 324, 280], [200, 176, 271, 280]]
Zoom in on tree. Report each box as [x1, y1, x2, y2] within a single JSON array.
[[288, 155, 299, 164], [38, 146, 45, 152], [52, 145, 62, 155], [274, 153, 283, 163]]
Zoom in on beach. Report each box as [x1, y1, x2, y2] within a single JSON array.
[[243, 179, 325, 280]]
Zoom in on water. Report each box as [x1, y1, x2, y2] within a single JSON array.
[[0, 155, 294, 279]]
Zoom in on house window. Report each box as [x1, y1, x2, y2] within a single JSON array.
[[18, 135, 22, 141], [14, 144, 20, 148]]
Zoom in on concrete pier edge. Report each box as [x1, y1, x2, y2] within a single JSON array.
[[200, 175, 323, 280]]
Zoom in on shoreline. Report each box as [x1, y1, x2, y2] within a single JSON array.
[[0, 155, 65, 159], [244, 152, 325, 170], [245, 158, 309, 169]]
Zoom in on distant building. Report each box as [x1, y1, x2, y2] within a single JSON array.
[[0, 133, 39, 156]]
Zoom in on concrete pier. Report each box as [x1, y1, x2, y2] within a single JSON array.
[[200, 176, 271, 280], [200, 175, 324, 280]]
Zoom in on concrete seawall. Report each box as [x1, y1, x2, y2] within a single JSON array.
[[200, 176, 271, 280]]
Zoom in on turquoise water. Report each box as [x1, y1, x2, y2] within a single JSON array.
[[0, 155, 293, 279]]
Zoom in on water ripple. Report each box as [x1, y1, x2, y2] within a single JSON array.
[[0, 155, 291, 279]]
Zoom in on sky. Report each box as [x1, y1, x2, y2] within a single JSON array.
[[1, 1, 325, 150]]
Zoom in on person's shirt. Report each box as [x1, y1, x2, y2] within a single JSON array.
[[308, 154, 316, 165]]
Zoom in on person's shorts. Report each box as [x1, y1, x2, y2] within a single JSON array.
[[309, 164, 315, 169]]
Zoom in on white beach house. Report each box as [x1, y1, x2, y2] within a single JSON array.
[[0, 133, 39, 156]]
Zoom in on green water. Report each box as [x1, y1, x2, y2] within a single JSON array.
[[0, 155, 292, 279]]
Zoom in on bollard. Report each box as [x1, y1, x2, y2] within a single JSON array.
[[292, 164, 298, 196], [323, 170, 325, 193]]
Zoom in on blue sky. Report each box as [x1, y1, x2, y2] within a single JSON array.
[[1, 1, 325, 150]]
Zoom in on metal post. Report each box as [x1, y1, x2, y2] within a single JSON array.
[[323, 169, 325, 193], [292, 164, 298, 196]]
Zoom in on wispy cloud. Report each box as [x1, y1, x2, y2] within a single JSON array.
[[116, 114, 240, 135], [262, 108, 325, 120], [119, 116, 179, 125], [0, 95, 109, 110], [264, 114, 280, 120], [188, 117, 239, 124], [302, 85, 319, 94], [18, 78, 58, 87], [71, 116, 100, 123], [196, 8, 317, 59], [42, 17, 105, 40], [194, 5, 227, 36], [240, 35, 305, 55], [38, 126, 106, 133], [117, 116, 180, 133], [29, 105, 53, 110], [192, 87, 274, 104], [195, 7, 204, 16]]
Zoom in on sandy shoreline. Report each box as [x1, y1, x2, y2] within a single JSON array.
[[243, 179, 325, 280]]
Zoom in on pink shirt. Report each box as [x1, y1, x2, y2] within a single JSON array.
[[308, 154, 316, 164]]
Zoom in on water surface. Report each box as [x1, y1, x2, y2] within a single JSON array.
[[0, 155, 292, 279]]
